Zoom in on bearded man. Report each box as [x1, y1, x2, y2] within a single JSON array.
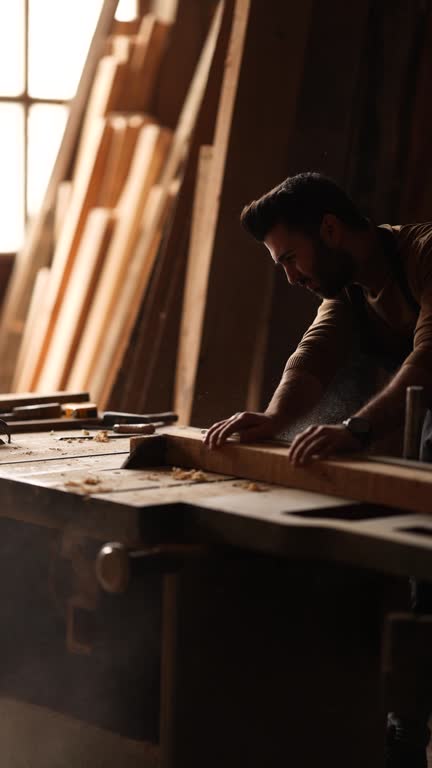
[[204, 171, 432, 768], [205, 171, 432, 465]]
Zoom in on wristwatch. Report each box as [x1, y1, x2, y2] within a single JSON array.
[[342, 416, 372, 447]]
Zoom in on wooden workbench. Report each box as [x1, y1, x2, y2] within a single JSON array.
[[0, 425, 430, 767]]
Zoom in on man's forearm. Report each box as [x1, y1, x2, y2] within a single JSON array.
[[265, 368, 324, 427], [355, 363, 432, 440]]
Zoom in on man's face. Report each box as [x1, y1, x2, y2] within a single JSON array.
[[263, 220, 355, 299]]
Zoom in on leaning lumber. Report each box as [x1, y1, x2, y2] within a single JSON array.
[[20, 117, 115, 392], [117, 14, 172, 112], [13, 268, 50, 391], [97, 114, 147, 207], [106, 0, 232, 414], [67, 123, 172, 392], [36, 208, 115, 392], [90, 181, 179, 407], [0, 0, 118, 391]]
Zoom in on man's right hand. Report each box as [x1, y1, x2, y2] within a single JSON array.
[[203, 411, 283, 449]]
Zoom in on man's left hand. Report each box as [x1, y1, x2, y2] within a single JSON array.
[[288, 424, 363, 465]]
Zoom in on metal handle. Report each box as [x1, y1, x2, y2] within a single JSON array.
[[96, 542, 206, 594]]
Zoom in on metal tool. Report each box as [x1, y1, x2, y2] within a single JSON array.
[[96, 542, 207, 593], [56, 421, 167, 440], [112, 423, 157, 434], [0, 419, 11, 444], [56, 432, 141, 441], [0, 402, 63, 421], [101, 411, 177, 426], [403, 386, 426, 460]]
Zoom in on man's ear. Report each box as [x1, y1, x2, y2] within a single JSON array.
[[319, 213, 343, 246]]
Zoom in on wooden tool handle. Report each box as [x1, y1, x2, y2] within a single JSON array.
[[102, 410, 177, 425], [96, 542, 206, 593], [112, 423, 156, 434]]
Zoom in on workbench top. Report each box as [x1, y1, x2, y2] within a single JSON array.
[[0, 426, 431, 580]]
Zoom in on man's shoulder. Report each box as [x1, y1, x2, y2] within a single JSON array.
[[385, 222, 432, 245]]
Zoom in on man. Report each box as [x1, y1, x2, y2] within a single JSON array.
[[204, 172, 432, 464], [204, 172, 432, 768]]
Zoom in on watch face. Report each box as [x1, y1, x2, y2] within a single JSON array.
[[343, 417, 371, 435]]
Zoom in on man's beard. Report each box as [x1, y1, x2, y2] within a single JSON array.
[[310, 238, 356, 299]]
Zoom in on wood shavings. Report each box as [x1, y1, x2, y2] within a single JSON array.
[[233, 480, 268, 492], [64, 475, 113, 494], [171, 467, 207, 482], [94, 430, 109, 442]]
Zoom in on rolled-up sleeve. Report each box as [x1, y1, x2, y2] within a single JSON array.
[[284, 297, 355, 387], [403, 229, 432, 373]]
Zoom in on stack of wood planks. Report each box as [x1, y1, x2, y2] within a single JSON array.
[[0, 0, 229, 414]]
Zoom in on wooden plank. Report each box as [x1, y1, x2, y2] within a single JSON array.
[[173, 0, 314, 427], [98, 114, 147, 207], [0, 392, 90, 410], [174, 144, 213, 413], [117, 15, 172, 112], [96, 114, 128, 206], [129, 426, 432, 516], [90, 181, 179, 407], [73, 55, 129, 175], [20, 118, 115, 392], [36, 208, 115, 391], [67, 124, 172, 392], [54, 181, 72, 244], [13, 268, 50, 392], [104, 33, 133, 59], [0, 0, 118, 391]]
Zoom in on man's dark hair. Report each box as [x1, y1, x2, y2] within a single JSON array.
[[240, 172, 368, 241]]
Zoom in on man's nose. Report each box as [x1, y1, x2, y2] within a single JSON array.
[[283, 264, 300, 285]]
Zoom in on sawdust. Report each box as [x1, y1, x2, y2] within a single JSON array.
[[94, 430, 109, 442], [63, 475, 113, 494], [171, 467, 207, 482], [233, 480, 268, 492]]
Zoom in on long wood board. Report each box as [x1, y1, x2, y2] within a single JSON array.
[[128, 427, 432, 516]]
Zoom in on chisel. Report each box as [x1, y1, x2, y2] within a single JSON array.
[[100, 411, 177, 426]]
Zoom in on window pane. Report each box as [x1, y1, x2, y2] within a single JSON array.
[[27, 103, 69, 217], [28, 0, 105, 100], [28, 1, 139, 101], [115, 0, 139, 21], [0, 0, 25, 95], [0, 104, 24, 252]]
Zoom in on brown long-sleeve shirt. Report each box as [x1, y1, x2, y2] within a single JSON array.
[[285, 223, 432, 386]]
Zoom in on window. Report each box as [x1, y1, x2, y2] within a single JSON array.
[[0, 0, 138, 253]]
